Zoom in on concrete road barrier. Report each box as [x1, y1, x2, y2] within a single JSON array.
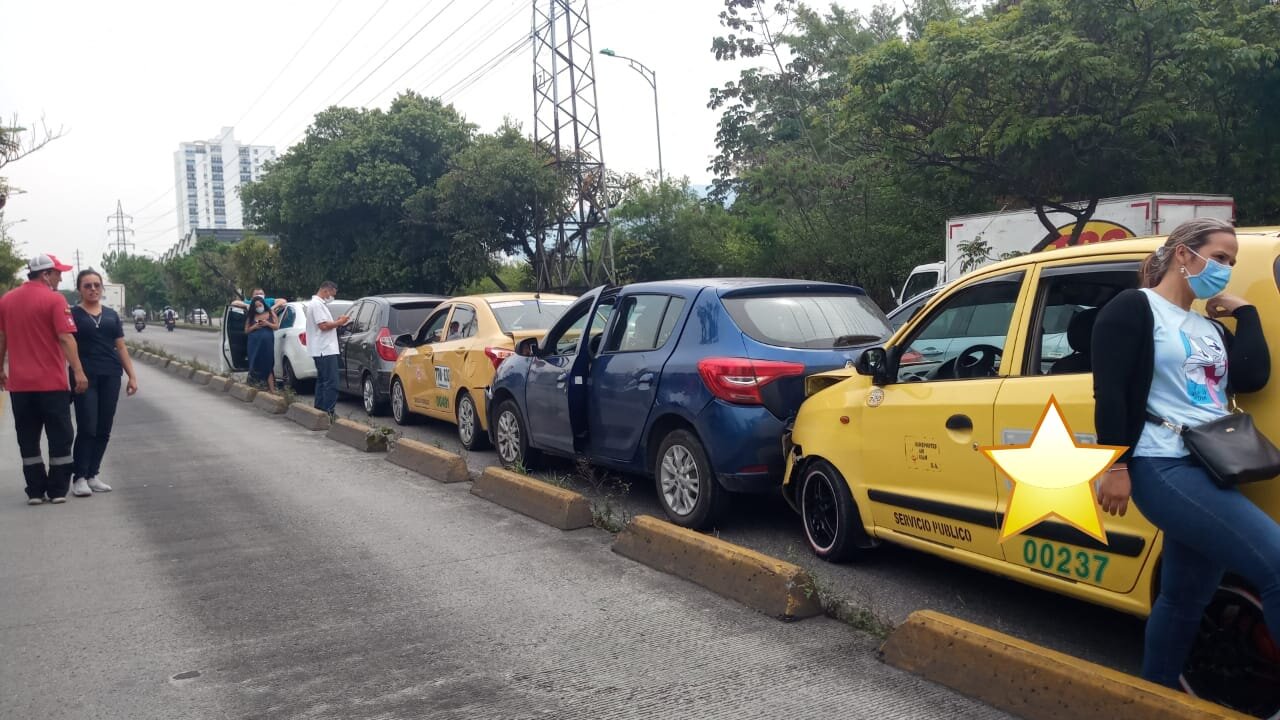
[[190, 370, 212, 386], [205, 376, 232, 393], [612, 515, 823, 621], [470, 467, 593, 530], [253, 392, 288, 415], [286, 403, 331, 431], [880, 610, 1251, 720], [326, 418, 388, 453], [167, 363, 195, 379], [156, 357, 171, 368], [386, 437, 469, 484], [228, 383, 258, 403]]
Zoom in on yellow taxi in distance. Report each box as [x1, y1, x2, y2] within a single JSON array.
[[784, 229, 1280, 716], [389, 293, 576, 449]]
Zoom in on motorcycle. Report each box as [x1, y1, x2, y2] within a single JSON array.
[[165, 317, 175, 332], [134, 319, 146, 333]]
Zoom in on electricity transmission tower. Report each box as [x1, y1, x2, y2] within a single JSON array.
[[531, 0, 614, 292], [106, 200, 135, 255]]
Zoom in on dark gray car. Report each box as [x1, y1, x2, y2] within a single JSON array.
[[338, 293, 448, 414]]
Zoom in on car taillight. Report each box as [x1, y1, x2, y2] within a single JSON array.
[[376, 327, 398, 361], [697, 357, 806, 405], [299, 332, 307, 347], [485, 346, 514, 369]]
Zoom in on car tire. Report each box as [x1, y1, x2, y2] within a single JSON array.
[[1181, 583, 1280, 719], [363, 373, 388, 416], [655, 429, 723, 530], [390, 378, 418, 426], [799, 459, 864, 562], [456, 392, 490, 451], [282, 359, 314, 394], [493, 399, 539, 470]]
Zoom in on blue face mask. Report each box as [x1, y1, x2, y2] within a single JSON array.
[[1184, 248, 1232, 299]]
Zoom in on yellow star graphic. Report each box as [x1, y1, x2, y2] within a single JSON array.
[[980, 396, 1127, 545]]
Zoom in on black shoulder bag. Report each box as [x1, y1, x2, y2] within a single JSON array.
[[1146, 404, 1280, 489]]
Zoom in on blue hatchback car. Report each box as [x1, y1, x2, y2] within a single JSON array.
[[487, 279, 892, 529]]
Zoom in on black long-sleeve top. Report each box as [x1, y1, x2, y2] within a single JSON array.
[[1091, 289, 1270, 463]]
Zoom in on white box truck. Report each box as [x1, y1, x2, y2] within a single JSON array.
[[895, 193, 1235, 305], [101, 282, 126, 311]]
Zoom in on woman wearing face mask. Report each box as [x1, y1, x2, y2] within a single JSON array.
[[244, 296, 280, 391], [69, 269, 139, 497], [1092, 217, 1280, 690]]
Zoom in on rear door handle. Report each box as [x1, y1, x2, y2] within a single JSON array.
[[945, 414, 973, 431], [637, 372, 655, 388]]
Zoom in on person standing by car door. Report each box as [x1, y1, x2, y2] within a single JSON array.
[[305, 281, 350, 415], [1092, 218, 1280, 689], [0, 254, 89, 505], [69, 270, 138, 497]]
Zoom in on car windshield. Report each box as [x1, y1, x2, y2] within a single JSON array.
[[388, 301, 441, 334], [488, 299, 574, 333], [722, 293, 891, 349]]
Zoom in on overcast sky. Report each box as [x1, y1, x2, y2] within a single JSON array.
[[2, 0, 882, 284]]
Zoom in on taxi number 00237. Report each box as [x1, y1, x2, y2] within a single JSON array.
[[1021, 539, 1109, 583]]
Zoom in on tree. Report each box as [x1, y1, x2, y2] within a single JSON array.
[[422, 121, 568, 291], [242, 93, 475, 297], [842, 0, 1280, 249], [1, 114, 65, 211], [609, 179, 758, 283], [228, 235, 288, 298], [102, 252, 165, 310], [161, 238, 238, 313]]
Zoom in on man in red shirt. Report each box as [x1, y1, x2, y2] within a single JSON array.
[[0, 254, 89, 504]]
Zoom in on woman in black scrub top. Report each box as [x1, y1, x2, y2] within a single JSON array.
[[68, 269, 138, 497]]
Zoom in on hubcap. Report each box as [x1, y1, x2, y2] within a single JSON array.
[[1182, 586, 1280, 719], [458, 397, 475, 444], [802, 471, 839, 551], [363, 378, 374, 412], [392, 383, 405, 421], [496, 410, 521, 464], [659, 445, 699, 516]]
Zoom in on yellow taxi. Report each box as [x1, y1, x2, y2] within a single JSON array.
[[784, 229, 1280, 716], [389, 293, 576, 448]]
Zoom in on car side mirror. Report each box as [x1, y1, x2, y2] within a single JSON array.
[[516, 337, 540, 357], [394, 333, 414, 349], [856, 347, 890, 384]]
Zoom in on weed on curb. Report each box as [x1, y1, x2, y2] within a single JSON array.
[[783, 543, 894, 639]]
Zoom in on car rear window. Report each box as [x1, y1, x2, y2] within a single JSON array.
[[722, 293, 891, 349], [388, 302, 441, 334], [488, 299, 574, 333]]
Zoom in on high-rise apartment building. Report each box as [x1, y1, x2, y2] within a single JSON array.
[[173, 127, 275, 238]]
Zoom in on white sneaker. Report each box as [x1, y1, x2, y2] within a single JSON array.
[[72, 478, 92, 497], [88, 476, 112, 493]]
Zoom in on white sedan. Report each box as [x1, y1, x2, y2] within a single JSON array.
[[272, 300, 353, 392]]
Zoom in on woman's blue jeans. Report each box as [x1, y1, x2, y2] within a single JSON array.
[[1129, 456, 1280, 688]]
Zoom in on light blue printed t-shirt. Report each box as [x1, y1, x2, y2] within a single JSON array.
[[1134, 288, 1231, 458]]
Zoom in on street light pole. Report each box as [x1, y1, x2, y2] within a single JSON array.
[[600, 49, 663, 187]]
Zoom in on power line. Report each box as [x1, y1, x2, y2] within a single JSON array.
[[362, 0, 503, 107], [438, 35, 530, 103], [233, 0, 347, 130], [333, 0, 461, 107], [131, 187, 173, 216], [248, 0, 397, 145], [416, 0, 526, 93]]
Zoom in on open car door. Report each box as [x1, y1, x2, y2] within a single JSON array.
[[221, 305, 249, 374]]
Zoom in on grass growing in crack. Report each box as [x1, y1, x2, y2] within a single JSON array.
[[573, 457, 634, 533], [783, 543, 895, 639]]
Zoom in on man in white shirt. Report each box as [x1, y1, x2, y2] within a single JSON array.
[[303, 281, 350, 414]]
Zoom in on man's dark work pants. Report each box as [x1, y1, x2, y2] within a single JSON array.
[[313, 354, 339, 414], [10, 390, 75, 500]]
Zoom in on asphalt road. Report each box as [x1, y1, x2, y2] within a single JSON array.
[[135, 328, 1147, 675], [1, 362, 1011, 719]]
